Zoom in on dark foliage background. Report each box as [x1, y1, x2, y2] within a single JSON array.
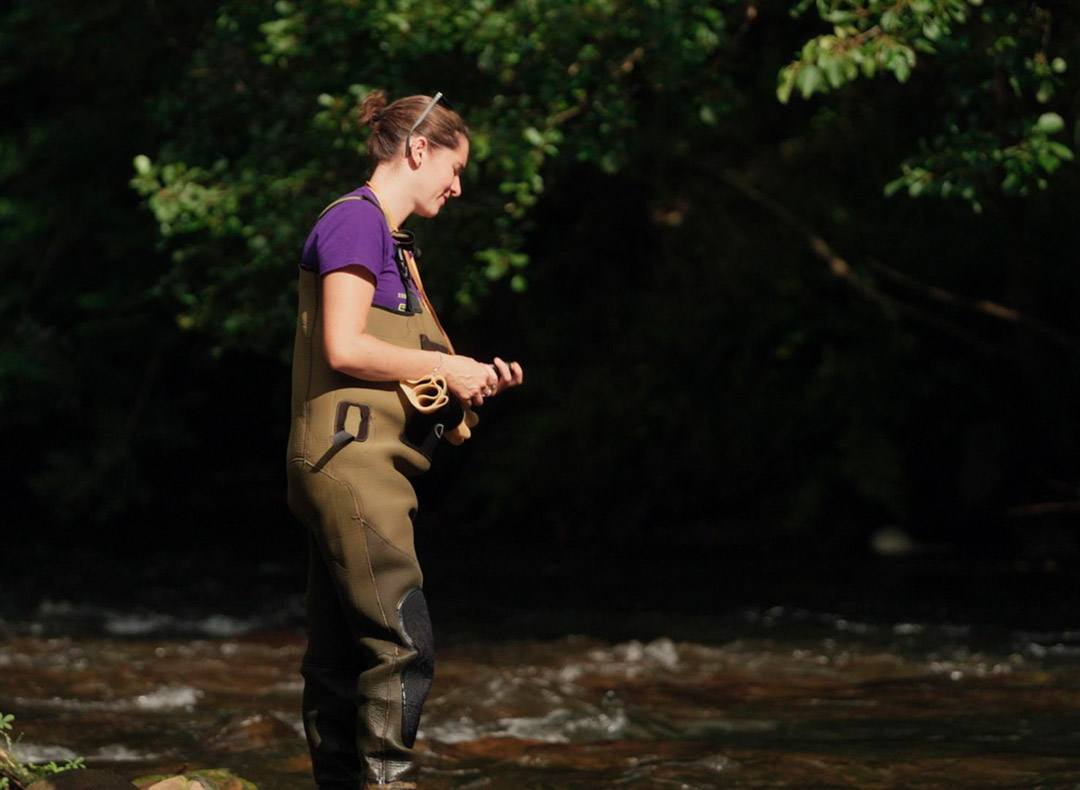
[[4, 0, 1079, 572]]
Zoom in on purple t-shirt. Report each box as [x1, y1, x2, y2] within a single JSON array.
[[300, 186, 419, 313]]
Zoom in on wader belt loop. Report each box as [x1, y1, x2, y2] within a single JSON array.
[[331, 401, 370, 447], [329, 430, 353, 448]]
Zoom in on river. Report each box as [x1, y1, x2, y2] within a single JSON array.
[[3, 547, 1079, 788]]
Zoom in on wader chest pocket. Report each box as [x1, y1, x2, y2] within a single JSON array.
[[331, 402, 370, 447]]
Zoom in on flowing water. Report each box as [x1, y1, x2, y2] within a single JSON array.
[[3, 551, 1080, 788]]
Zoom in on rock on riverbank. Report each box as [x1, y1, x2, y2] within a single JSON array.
[[27, 769, 256, 790]]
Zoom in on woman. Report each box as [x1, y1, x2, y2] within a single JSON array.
[[287, 90, 523, 789]]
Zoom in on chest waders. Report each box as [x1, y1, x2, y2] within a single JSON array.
[[287, 196, 456, 788]]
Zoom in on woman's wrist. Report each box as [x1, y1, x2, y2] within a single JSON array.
[[429, 351, 443, 377]]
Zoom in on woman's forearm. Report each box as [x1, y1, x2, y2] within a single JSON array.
[[319, 269, 501, 397], [321, 268, 442, 382], [326, 331, 442, 382]]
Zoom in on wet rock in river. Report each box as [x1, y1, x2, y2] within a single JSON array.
[[27, 770, 136, 789], [201, 712, 298, 752], [140, 780, 193, 790], [132, 770, 255, 790]]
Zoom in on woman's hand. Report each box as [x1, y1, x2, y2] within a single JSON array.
[[442, 354, 500, 407], [490, 356, 524, 396], [442, 354, 524, 407]]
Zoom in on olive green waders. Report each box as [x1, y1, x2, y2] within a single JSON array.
[[287, 260, 454, 788]]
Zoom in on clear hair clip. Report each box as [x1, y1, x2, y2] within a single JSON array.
[[405, 92, 444, 158]]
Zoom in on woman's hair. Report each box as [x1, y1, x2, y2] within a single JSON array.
[[357, 90, 469, 163]]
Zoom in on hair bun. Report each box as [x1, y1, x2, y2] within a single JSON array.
[[358, 89, 389, 128]]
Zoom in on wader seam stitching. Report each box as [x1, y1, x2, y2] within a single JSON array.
[[359, 518, 421, 567], [302, 462, 391, 628], [334, 474, 395, 781], [381, 644, 400, 780], [342, 484, 391, 632], [304, 435, 419, 567]]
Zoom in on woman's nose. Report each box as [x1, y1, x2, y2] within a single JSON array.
[[450, 174, 462, 197]]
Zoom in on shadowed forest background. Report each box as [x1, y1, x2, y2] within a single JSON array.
[[4, 0, 1080, 577]]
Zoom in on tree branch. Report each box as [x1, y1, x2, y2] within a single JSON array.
[[866, 258, 1080, 354], [715, 169, 1080, 357], [1008, 501, 1080, 516]]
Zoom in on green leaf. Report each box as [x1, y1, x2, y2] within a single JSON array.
[[823, 10, 858, 24], [523, 126, 544, 146], [892, 57, 912, 83], [1047, 142, 1075, 161], [824, 56, 846, 88], [1036, 150, 1060, 173], [883, 177, 906, 197], [796, 64, 824, 99], [777, 66, 797, 104], [1035, 112, 1065, 134]]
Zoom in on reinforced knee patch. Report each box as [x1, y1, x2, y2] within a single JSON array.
[[397, 588, 434, 747]]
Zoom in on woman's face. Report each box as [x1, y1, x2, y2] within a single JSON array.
[[412, 134, 469, 218]]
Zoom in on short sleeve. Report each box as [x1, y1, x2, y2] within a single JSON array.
[[302, 199, 387, 280]]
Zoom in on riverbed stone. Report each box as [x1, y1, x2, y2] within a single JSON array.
[[142, 779, 191, 790], [27, 770, 136, 789], [201, 712, 297, 753], [132, 770, 255, 790]]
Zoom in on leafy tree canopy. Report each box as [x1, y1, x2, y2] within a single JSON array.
[[130, 0, 1076, 351]]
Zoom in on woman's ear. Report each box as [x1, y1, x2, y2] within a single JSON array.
[[409, 135, 428, 167]]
